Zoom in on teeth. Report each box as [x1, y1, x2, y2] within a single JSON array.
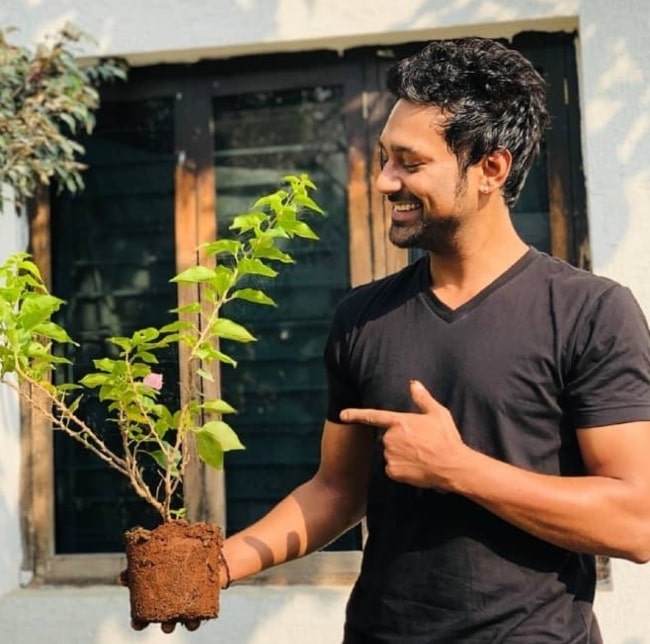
[[393, 202, 420, 212]]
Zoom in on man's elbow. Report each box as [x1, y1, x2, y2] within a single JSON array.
[[621, 538, 650, 564], [619, 546, 650, 564], [616, 513, 650, 563]]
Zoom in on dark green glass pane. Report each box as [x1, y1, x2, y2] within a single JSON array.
[[511, 140, 551, 253], [213, 86, 358, 550], [51, 98, 178, 553]]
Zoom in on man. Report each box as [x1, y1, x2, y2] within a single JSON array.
[[222, 37, 650, 642]]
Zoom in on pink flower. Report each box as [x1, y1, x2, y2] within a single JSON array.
[[143, 372, 163, 390]]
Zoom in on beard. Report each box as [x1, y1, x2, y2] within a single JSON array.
[[389, 214, 461, 253], [387, 175, 467, 253]]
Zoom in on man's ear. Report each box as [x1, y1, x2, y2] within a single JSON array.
[[480, 147, 512, 193]]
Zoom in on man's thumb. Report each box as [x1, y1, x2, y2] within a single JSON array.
[[409, 379, 440, 413]]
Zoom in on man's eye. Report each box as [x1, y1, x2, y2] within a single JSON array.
[[403, 162, 423, 172]]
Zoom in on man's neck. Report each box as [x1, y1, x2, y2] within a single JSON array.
[[427, 222, 528, 310]]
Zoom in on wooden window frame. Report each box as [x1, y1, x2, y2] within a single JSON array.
[[21, 56, 375, 586], [21, 32, 587, 586]]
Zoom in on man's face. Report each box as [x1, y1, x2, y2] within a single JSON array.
[[377, 99, 481, 253]]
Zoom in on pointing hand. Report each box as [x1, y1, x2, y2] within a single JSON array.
[[340, 380, 467, 490]]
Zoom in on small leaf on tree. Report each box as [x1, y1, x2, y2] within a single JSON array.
[[231, 288, 276, 306], [211, 318, 256, 343], [171, 265, 217, 283]]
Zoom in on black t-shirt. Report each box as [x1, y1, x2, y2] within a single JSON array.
[[324, 248, 650, 643]]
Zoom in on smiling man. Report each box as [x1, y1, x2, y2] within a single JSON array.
[[221, 38, 650, 643]]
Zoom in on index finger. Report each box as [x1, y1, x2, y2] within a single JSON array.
[[340, 408, 399, 427]]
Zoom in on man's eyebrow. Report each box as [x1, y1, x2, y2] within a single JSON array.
[[377, 140, 417, 154]]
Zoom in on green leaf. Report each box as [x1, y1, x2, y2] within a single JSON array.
[[197, 442, 223, 470], [171, 265, 216, 284], [197, 367, 214, 382], [34, 352, 69, 365], [201, 239, 242, 257], [201, 420, 245, 451], [32, 321, 75, 344], [130, 327, 160, 344], [258, 226, 289, 239], [283, 173, 312, 188], [229, 211, 268, 233], [14, 258, 43, 280], [251, 243, 294, 264], [253, 191, 286, 214], [293, 193, 325, 214], [238, 257, 278, 278], [216, 351, 237, 367], [79, 372, 110, 388], [210, 264, 235, 297], [136, 350, 158, 364], [148, 448, 181, 475], [92, 357, 117, 372], [201, 399, 237, 414], [195, 420, 245, 469], [148, 449, 169, 470], [55, 383, 81, 392], [231, 288, 276, 306], [101, 385, 122, 403], [159, 320, 192, 334], [19, 294, 64, 329], [108, 336, 132, 352], [211, 317, 256, 343], [67, 394, 83, 414], [172, 302, 202, 314], [58, 112, 77, 133], [281, 219, 320, 240]]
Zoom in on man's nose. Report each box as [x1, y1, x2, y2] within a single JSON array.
[[376, 160, 401, 195]]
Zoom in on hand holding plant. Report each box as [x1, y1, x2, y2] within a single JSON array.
[[0, 23, 327, 631]]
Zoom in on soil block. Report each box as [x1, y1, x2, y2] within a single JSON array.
[[123, 520, 223, 626]]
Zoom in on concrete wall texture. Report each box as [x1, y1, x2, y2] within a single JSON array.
[[1, 1, 649, 642]]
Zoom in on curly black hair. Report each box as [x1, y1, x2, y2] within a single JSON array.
[[386, 37, 549, 208]]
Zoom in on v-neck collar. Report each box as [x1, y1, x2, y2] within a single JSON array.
[[417, 247, 537, 323]]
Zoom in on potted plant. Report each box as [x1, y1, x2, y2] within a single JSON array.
[[0, 22, 325, 632], [0, 173, 325, 629]]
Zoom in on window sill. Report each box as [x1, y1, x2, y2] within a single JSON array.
[[34, 551, 361, 587]]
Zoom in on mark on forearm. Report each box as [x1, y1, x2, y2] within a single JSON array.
[[242, 530, 303, 569]]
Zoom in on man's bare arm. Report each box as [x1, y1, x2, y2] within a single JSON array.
[[341, 379, 650, 562], [453, 420, 650, 561], [221, 419, 375, 583]]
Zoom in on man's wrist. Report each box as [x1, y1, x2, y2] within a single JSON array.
[[219, 553, 232, 589]]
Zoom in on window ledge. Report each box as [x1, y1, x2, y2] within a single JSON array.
[[34, 551, 361, 587]]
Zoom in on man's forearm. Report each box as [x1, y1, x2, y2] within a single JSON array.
[[453, 448, 650, 562], [221, 475, 365, 583]]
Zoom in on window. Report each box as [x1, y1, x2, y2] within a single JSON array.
[[52, 98, 178, 553], [212, 87, 355, 548], [22, 31, 587, 584]]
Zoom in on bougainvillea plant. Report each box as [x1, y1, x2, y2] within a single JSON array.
[[1, 25, 325, 523], [0, 174, 324, 521]]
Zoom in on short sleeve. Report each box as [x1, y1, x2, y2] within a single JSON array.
[[565, 285, 650, 428], [323, 300, 361, 423]]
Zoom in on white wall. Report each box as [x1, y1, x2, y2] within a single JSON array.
[[0, 186, 28, 599], [1, 1, 649, 642], [0, 0, 579, 64], [578, 7, 650, 639], [0, 586, 351, 644]]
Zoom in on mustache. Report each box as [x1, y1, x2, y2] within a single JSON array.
[[386, 192, 422, 204]]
